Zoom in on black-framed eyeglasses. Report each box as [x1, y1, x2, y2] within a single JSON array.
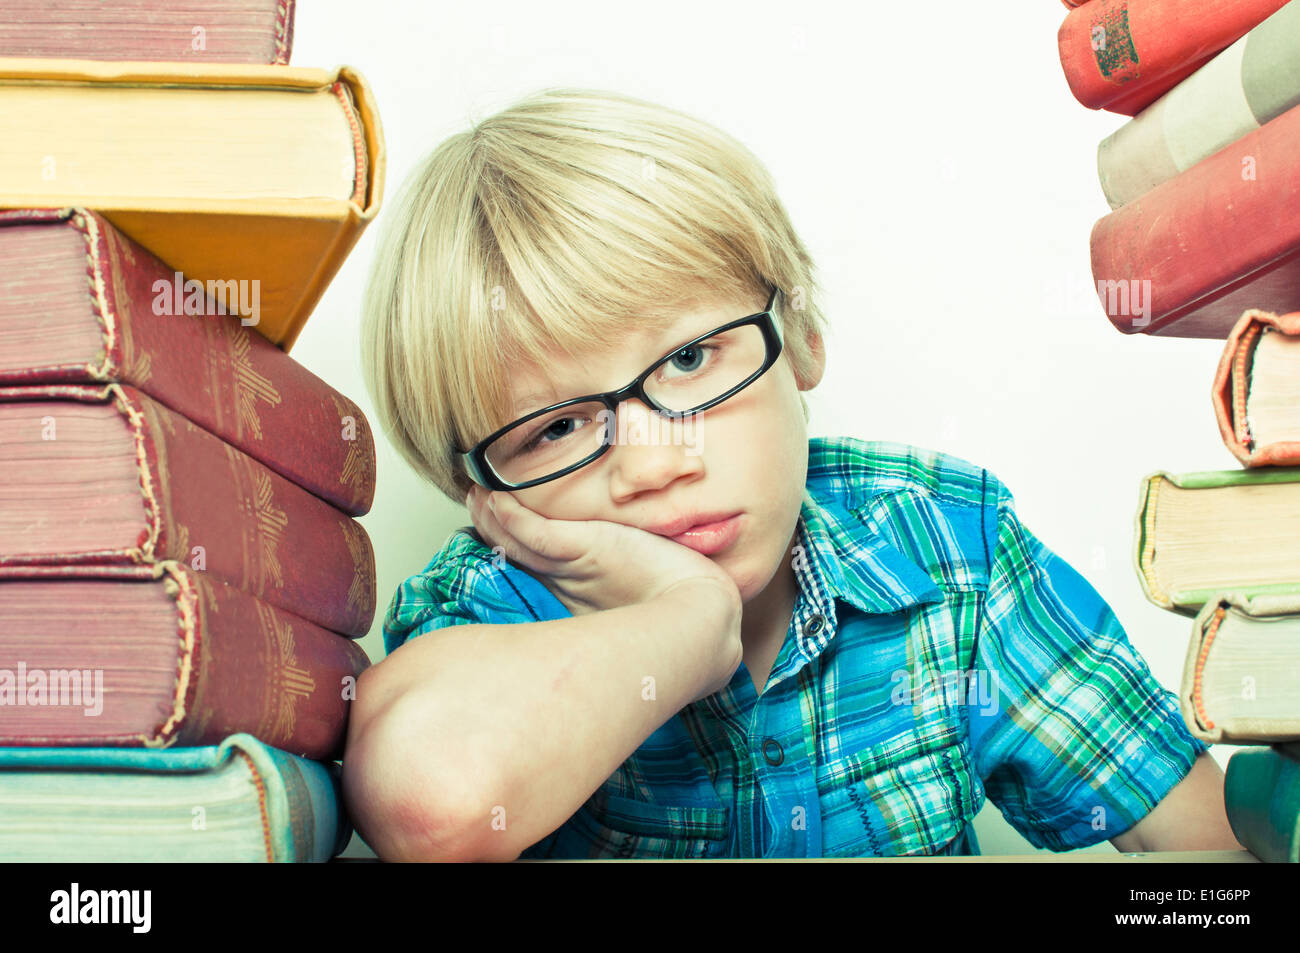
[[458, 285, 784, 491]]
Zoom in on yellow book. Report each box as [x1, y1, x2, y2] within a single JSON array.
[[0, 57, 385, 351]]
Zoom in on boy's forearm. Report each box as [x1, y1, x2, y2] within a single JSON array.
[[345, 581, 740, 862], [1109, 752, 1245, 853]]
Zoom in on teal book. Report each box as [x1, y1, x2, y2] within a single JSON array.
[[1225, 742, 1300, 863], [0, 733, 350, 862]]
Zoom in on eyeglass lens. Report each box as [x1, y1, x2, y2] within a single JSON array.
[[485, 321, 767, 485]]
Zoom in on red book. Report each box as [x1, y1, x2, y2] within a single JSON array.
[[1058, 0, 1288, 115], [0, 0, 295, 63], [0, 383, 376, 637], [0, 208, 375, 517], [0, 562, 368, 759], [1090, 104, 1300, 338]]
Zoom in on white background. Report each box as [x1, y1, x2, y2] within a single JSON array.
[[288, 0, 1244, 857]]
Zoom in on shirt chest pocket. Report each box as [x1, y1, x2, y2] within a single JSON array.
[[575, 790, 732, 859], [814, 723, 982, 857]]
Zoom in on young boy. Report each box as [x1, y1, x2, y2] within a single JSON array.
[[346, 87, 1242, 861]]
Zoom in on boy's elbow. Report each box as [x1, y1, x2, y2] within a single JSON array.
[[343, 685, 510, 862]]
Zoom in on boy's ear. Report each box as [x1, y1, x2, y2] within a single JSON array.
[[795, 329, 826, 391]]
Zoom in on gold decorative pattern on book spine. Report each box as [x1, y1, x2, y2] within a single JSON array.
[[330, 391, 369, 492], [224, 442, 287, 596], [254, 599, 316, 746], [228, 321, 280, 440], [340, 518, 372, 616]]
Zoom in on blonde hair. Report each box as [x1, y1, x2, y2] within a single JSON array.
[[362, 86, 828, 503]]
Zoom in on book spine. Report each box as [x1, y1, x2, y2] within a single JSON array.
[[1224, 746, 1300, 862], [1098, 2, 1300, 210], [1058, 0, 1287, 113], [1090, 103, 1300, 338], [1183, 591, 1300, 744], [86, 209, 377, 515], [1133, 474, 1172, 608], [0, 383, 376, 638], [227, 733, 349, 861], [1212, 308, 1300, 466], [274, 0, 296, 65], [173, 564, 370, 761]]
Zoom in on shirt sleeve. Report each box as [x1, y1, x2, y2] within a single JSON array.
[[382, 533, 574, 655], [965, 474, 1211, 852], [381, 558, 487, 655]]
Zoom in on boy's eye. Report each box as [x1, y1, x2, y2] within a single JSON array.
[[659, 341, 721, 380], [514, 410, 595, 455]]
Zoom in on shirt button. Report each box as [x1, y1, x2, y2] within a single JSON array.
[[762, 738, 784, 766], [804, 614, 825, 637]]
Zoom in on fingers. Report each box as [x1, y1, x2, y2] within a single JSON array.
[[464, 489, 559, 572], [486, 492, 585, 564]]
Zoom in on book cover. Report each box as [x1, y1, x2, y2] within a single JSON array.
[[1224, 744, 1300, 863], [1091, 103, 1300, 338], [1058, 0, 1287, 115], [1212, 308, 1300, 467], [0, 732, 349, 862], [1097, 1, 1300, 209], [0, 57, 385, 351], [1182, 590, 1300, 743], [1133, 465, 1300, 611]]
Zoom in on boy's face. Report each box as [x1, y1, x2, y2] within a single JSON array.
[[500, 289, 825, 607]]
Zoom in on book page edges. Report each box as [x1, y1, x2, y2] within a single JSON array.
[[1134, 473, 1174, 609], [0, 56, 339, 89], [1183, 592, 1300, 744]]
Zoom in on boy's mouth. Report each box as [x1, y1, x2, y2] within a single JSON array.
[[665, 514, 743, 556]]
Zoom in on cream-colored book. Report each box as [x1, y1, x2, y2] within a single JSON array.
[[0, 57, 385, 351], [1182, 591, 1300, 744], [1133, 466, 1300, 613]]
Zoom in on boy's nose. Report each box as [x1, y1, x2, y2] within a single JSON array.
[[604, 400, 702, 499]]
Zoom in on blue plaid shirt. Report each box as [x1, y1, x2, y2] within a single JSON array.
[[383, 436, 1209, 858]]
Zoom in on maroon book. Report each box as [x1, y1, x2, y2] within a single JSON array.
[[1090, 104, 1300, 338], [0, 208, 375, 517], [0, 562, 369, 760], [0, 0, 295, 64], [0, 383, 376, 638]]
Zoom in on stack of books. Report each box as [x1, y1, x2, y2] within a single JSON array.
[[1132, 308, 1300, 862], [0, 0, 385, 862], [1056, 1, 1299, 861], [1058, 0, 1300, 335]]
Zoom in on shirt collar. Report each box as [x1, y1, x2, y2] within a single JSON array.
[[791, 485, 945, 652]]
